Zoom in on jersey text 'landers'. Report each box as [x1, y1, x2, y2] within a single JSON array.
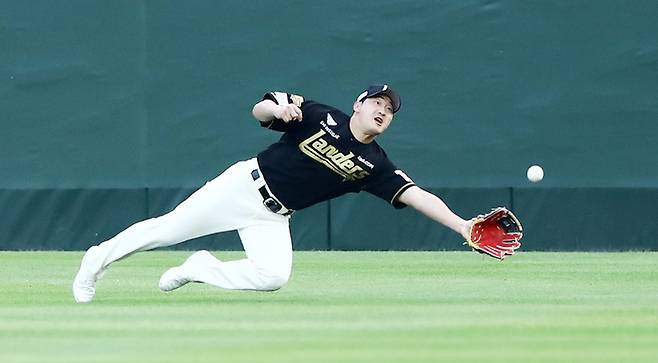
[[299, 129, 370, 181]]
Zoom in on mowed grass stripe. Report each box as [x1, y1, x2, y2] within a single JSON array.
[[0, 251, 656, 363]]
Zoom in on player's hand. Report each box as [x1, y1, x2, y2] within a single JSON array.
[[273, 104, 303, 122], [465, 208, 523, 260]]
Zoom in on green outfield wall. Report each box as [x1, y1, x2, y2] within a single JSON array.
[[1, 1, 657, 251]]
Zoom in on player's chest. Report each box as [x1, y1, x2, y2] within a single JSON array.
[[295, 124, 378, 182]]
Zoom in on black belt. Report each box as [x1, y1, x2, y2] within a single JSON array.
[[251, 169, 293, 216]]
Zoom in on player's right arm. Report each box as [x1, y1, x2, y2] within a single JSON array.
[[252, 99, 302, 122]]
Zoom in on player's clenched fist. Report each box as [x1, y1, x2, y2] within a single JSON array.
[[273, 104, 303, 122]]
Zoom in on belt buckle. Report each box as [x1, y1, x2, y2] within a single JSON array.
[[263, 197, 282, 213]]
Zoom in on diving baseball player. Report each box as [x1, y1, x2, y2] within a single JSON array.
[[73, 85, 476, 303]]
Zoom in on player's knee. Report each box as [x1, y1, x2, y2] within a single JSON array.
[[256, 267, 290, 291]]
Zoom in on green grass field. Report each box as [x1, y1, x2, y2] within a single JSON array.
[[1, 251, 656, 363]]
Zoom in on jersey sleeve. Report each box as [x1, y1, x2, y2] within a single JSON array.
[[363, 162, 416, 209], [258, 92, 306, 132]]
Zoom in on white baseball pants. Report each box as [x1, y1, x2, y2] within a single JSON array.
[[83, 158, 293, 290]]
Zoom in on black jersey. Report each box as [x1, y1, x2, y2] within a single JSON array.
[[256, 92, 416, 211]]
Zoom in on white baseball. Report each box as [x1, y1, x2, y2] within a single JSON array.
[[527, 165, 544, 183]]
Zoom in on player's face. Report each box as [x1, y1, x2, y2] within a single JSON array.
[[353, 96, 394, 136]]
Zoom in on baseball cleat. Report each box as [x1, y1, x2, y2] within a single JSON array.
[[158, 250, 214, 292], [72, 246, 106, 303]]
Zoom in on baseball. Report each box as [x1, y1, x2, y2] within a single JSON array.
[[527, 165, 544, 183]]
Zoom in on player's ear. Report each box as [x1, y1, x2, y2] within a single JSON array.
[[353, 101, 362, 113]]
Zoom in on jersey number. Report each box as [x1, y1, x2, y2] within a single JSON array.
[[395, 170, 413, 183]]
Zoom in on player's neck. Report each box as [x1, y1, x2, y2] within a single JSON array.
[[348, 117, 376, 144]]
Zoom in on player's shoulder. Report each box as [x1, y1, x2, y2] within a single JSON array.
[[302, 100, 348, 118], [373, 142, 407, 176]]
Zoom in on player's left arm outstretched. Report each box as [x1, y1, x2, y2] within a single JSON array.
[[398, 186, 523, 259], [398, 186, 471, 240]]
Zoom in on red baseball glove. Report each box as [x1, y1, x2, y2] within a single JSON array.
[[465, 207, 523, 260]]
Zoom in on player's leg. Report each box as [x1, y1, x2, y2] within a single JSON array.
[[159, 216, 292, 292], [73, 159, 262, 303]]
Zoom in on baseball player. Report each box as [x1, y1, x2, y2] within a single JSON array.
[[73, 85, 475, 303]]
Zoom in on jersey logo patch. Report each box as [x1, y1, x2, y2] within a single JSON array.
[[299, 130, 370, 181], [326, 114, 337, 126]]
